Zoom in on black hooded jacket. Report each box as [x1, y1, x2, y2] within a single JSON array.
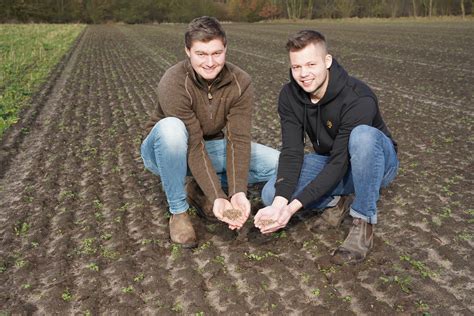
[[274, 58, 397, 207]]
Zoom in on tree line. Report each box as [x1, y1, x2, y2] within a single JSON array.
[[1, 0, 472, 23]]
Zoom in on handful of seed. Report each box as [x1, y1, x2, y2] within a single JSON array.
[[222, 208, 243, 220], [259, 219, 276, 226]]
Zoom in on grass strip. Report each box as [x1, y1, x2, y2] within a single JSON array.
[[0, 24, 85, 136]]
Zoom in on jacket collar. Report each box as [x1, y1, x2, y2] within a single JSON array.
[[184, 58, 233, 90]]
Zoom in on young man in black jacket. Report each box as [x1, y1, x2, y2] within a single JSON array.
[[254, 30, 399, 264]]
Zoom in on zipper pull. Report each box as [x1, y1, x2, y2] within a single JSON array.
[[208, 92, 213, 100]]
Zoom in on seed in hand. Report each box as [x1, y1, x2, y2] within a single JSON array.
[[223, 208, 242, 220]]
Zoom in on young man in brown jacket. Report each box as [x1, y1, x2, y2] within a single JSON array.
[[141, 16, 279, 248]]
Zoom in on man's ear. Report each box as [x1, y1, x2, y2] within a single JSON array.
[[185, 46, 191, 58], [325, 54, 333, 69]]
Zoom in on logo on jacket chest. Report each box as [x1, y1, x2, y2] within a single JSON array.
[[326, 120, 333, 129]]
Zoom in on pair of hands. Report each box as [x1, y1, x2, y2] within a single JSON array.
[[254, 196, 303, 234], [213, 192, 250, 230], [213, 193, 302, 234]]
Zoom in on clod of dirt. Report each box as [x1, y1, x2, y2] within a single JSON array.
[[223, 208, 243, 220]]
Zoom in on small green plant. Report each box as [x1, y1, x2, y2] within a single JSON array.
[[93, 199, 103, 210], [171, 244, 181, 259], [141, 239, 152, 245], [342, 296, 352, 302], [312, 288, 320, 297], [15, 258, 27, 268], [193, 241, 211, 253], [394, 275, 412, 293], [415, 300, 430, 314], [122, 285, 134, 293], [94, 211, 104, 221], [244, 251, 275, 261], [100, 233, 112, 241], [59, 190, 76, 200], [80, 238, 97, 255], [272, 230, 287, 238], [440, 207, 452, 218], [87, 263, 99, 272], [21, 283, 31, 289], [100, 247, 119, 260], [213, 255, 225, 265], [195, 312, 204, 316], [133, 273, 145, 282], [171, 301, 183, 312], [400, 255, 437, 279], [319, 266, 336, 275], [457, 230, 473, 241], [62, 289, 72, 302], [14, 222, 30, 237]]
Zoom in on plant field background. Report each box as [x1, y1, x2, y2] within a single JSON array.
[[0, 24, 85, 136], [0, 19, 473, 315]]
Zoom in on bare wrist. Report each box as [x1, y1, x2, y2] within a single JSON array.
[[272, 196, 288, 208]]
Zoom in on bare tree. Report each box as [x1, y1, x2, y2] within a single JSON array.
[[286, 0, 303, 19]]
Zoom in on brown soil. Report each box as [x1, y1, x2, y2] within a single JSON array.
[[0, 22, 472, 315], [222, 208, 243, 221], [259, 219, 276, 227]]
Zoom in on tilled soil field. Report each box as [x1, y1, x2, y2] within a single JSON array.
[[1, 20, 473, 315]]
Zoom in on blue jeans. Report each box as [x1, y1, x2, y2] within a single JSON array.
[[262, 125, 399, 224], [141, 117, 280, 215]]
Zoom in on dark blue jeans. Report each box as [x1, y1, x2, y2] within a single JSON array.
[[261, 125, 399, 224]]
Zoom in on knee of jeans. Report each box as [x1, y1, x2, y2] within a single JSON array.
[[154, 117, 188, 150], [261, 178, 276, 206], [349, 125, 378, 156]]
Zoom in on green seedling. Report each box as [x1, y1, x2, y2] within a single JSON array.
[[171, 244, 181, 259], [400, 255, 437, 279], [62, 289, 72, 302], [244, 251, 275, 261], [14, 222, 30, 237], [134, 273, 145, 282], [122, 285, 134, 293], [272, 230, 287, 238], [171, 302, 183, 312], [213, 255, 225, 265], [87, 263, 99, 272], [312, 288, 320, 296]]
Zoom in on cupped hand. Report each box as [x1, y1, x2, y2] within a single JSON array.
[[254, 204, 293, 234], [230, 192, 251, 227], [213, 198, 244, 229]]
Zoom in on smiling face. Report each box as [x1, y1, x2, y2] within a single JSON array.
[[185, 38, 226, 81], [289, 43, 332, 102]]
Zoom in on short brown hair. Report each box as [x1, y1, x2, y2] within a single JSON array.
[[185, 16, 227, 49], [286, 30, 327, 52]]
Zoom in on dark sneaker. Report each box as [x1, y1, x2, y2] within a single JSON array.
[[169, 212, 197, 248], [186, 178, 217, 222], [331, 218, 374, 265], [320, 195, 353, 228]]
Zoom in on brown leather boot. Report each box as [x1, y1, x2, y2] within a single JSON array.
[[169, 212, 197, 248], [320, 195, 353, 228], [186, 178, 217, 222], [331, 218, 374, 265]]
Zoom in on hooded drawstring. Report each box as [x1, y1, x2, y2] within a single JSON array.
[[317, 103, 321, 147], [303, 103, 307, 144]]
